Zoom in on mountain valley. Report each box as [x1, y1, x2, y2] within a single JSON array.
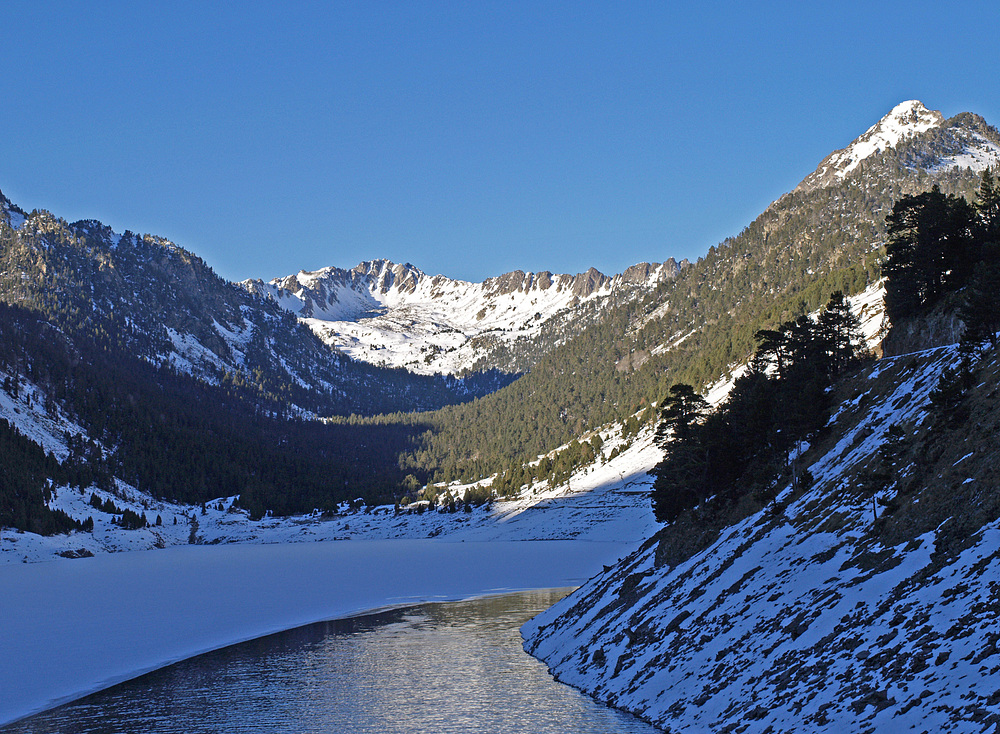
[[3, 99, 1000, 732]]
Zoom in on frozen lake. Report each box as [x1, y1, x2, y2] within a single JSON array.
[[0, 538, 638, 726], [2, 589, 660, 733]]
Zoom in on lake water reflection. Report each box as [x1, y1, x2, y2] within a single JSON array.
[[4, 588, 659, 733]]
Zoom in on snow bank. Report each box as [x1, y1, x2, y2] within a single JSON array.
[[0, 538, 632, 726]]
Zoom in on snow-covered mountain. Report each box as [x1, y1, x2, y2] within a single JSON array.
[[244, 259, 685, 375], [524, 337, 1000, 733], [0, 204, 499, 417], [796, 100, 1000, 193]]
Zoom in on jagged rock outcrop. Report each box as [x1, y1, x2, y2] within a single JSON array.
[[881, 308, 966, 357]]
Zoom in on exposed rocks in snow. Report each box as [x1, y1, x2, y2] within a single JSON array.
[[245, 258, 685, 375]]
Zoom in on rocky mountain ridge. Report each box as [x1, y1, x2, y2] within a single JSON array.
[[0, 201, 497, 417], [245, 258, 686, 375]]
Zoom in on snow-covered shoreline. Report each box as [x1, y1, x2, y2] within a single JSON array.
[[0, 379, 663, 726], [0, 537, 634, 726]]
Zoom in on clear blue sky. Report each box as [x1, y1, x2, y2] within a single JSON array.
[[1, 1, 998, 283]]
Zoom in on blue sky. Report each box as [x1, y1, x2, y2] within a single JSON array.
[[2, 2, 998, 283]]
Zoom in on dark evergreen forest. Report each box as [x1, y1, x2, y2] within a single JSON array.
[[0, 302, 430, 530]]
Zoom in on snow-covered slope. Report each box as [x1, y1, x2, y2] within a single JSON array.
[[523, 341, 1000, 733], [245, 259, 684, 375], [0, 418, 660, 563]]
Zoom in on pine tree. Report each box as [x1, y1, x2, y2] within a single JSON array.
[[653, 384, 709, 448], [752, 328, 789, 378], [975, 169, 1000, 239], [960, 171, 1000, 352], [883, 186, 975, 322], [959, 253, 1000, 352], [650, 384, 711, 523], [817, 291, 865, 374]]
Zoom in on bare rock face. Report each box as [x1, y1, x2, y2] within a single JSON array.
[[569, 267, 611, 297], [620, 259, 684, 285], [881, 314, 965, 357], [881, 300, 966, 358], [620, 262, 658, 284], [484, 270, 530, 296]]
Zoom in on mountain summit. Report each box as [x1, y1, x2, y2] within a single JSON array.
[[795, 100, 998, 193], [246, 259, 684, 375]]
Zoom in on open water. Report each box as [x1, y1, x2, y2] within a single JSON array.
[[3, 588, 659, 733]]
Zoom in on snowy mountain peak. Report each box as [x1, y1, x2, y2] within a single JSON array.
[[881, 99, 942, 130], [796, 100, 947, 192], [246, 259, 684, 375], [833, 100, 944, 174]]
